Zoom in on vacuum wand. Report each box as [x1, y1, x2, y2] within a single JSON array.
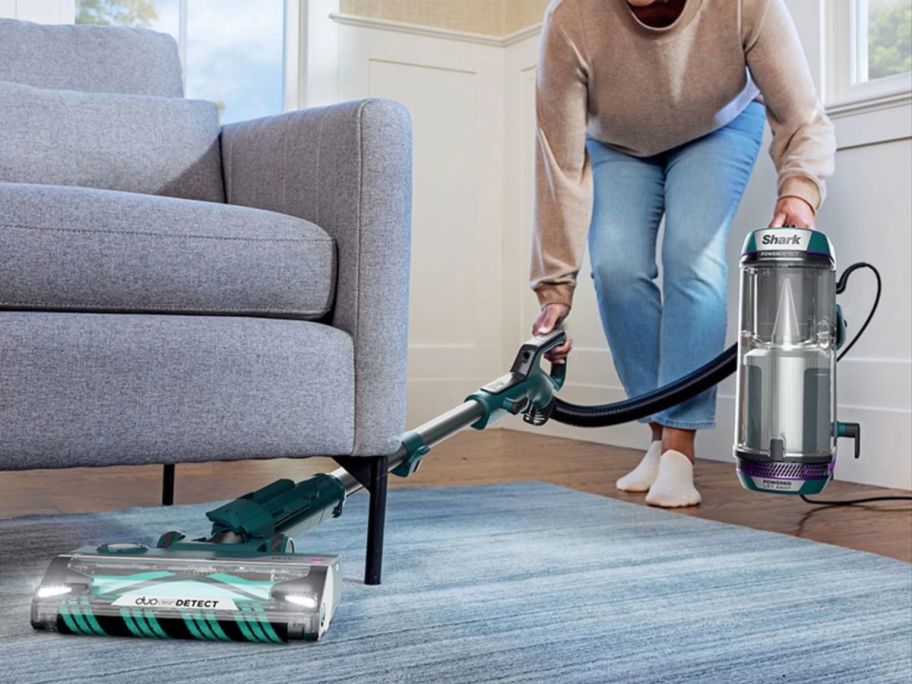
[[188, 330, 569, 553], [278, 330, 570, 539], [330, 400, 486, 497], [334, 328, 570, 499]]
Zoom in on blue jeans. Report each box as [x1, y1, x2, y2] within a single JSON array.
[[587, 101, 765, 430]]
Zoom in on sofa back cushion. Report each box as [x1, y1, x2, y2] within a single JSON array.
[[0, 18, 183, 97], [0, 81, 224, 203]]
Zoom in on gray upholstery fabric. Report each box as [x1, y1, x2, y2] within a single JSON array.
[[0, 17, 412, 468], [0, 18, 183, 97], [222, 99, 412, 456], [0, 183, 336, 319], [0, 312, 354, 469], [0, 80, 224, 202]]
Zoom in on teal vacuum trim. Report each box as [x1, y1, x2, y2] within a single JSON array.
[[32, 226, 884, 644]]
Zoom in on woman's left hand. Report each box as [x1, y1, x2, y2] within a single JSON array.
[[769, 196, 816, 228]]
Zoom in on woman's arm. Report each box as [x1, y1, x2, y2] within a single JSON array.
[[531, 2, 592, 310], [743, 0, 836, 225]]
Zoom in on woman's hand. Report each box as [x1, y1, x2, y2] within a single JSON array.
[[532, 303, 573, 364], [769, 196, 816, 228]]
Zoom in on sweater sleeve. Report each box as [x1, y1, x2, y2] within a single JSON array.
[[530, 2, 592, 309], [743, 0, 836, 210]]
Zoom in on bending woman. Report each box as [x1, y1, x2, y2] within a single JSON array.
[[531, 0, 836, 507]]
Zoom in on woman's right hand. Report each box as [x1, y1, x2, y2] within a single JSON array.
[[532, 303, 573, 364]]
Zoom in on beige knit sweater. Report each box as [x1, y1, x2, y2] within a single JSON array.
[[532, 0, 836, 308]]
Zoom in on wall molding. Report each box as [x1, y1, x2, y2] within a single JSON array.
[[502, 22, 543, 47], [331, 12, 541, 48], [828, 91, 912, 120], [831, 97, 912, 150]]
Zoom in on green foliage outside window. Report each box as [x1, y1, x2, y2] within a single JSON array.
[[868, 0, 912, 79], [75, 0, 159, 29]]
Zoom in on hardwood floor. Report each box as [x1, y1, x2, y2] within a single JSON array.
[[1, 430, 909, 561]]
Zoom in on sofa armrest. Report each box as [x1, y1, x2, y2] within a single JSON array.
[[221, 99, 412, 455]]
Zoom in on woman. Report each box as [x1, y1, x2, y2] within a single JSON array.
[[531, 0, 835, 507]]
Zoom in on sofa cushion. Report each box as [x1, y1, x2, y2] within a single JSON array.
[[0, 183, 336, 319], [0, 18, 183, 97], [0, 312, 355, 468], [0, 80, 224, 202]]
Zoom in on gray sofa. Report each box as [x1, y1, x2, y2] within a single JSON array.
[[0, 19, 412, 582]]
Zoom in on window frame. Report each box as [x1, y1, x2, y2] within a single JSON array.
[[826, 0, 912, 107], [72, 0, 305, 115]]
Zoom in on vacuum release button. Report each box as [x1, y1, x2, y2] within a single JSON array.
[[482, 373, 520, 394]]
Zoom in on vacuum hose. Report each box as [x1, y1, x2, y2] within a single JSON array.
[[550, 344, 737, 428], [550, 260, 883, 430]]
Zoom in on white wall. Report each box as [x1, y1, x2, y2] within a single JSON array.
[[335, 8, 911, 491]]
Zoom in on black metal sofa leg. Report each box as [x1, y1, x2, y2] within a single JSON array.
[[364, 455, 389, 585], [162, 464, 175, 506], [332, 454, 391, 585]]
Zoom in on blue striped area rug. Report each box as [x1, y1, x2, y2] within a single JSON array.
[[0, 481, 909, 683]]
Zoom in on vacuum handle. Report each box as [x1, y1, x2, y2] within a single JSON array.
[[508, 329, 568, 392], [509, 329, 567, 376]]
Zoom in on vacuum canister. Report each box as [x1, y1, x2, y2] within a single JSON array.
[[734, 227, 844, 495]]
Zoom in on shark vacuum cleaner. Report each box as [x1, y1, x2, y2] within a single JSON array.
[[31, 226, 883, 643]]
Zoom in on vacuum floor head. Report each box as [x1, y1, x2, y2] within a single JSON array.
[[31, 544, 341, 643]]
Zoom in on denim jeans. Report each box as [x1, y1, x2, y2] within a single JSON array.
[[587, 101, 765, 430]]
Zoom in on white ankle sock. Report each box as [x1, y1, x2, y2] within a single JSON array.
[[645, 450, 702, 508], [616, 441, 663, 492]]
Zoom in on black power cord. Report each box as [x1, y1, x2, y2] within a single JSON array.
[[836, 262, 882, 361], [802, 262, 911, 507], [800, 494, 912, 506]]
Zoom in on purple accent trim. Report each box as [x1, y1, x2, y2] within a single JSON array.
[[736, 459, 831, 481], [740, 475, 818, 482]]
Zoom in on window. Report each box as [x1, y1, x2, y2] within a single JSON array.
[[828, 0, 912, 105], [75, 0, 294, 124], [856, 0, 911, 81]]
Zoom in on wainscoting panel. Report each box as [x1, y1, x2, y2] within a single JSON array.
[[336, 20, 507, 427]]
